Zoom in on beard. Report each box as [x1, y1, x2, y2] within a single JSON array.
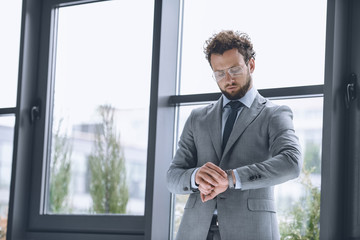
[[220, 71, 252, 100]]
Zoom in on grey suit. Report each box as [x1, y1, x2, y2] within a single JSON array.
[[167, 92, 302, 240]]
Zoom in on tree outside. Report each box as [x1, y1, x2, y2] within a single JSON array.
[[88, 105, 129, 214], [0, 214, 7, 240], [279, 168, 321, 240], [49, 119, 72, 213], [279, 141, 321, 240], [303, 141, 321, 174]]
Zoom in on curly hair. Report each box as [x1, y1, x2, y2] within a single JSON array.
[[204, 30, 256, 66]]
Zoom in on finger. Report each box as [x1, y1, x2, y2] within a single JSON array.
[[198, 185, 213, 195], [196, 176, 217, 188], [203, 191, 217, 202], [200, 193, 206, 202], [198, 183, 213, 191], [202, 163, 227, 181], [200, 168, 226, 185], [198, 166, 226, 184], [205, 162, 227, 178], [197, 172, 219, 187], [196, 167, 219, 186], [199, 190, 212, 196]]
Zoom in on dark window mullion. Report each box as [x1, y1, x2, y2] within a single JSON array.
[[168, 84, 324, 105], [0, 108, 17, 115]]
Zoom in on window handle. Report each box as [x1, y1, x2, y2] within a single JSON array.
[[345, 73, 357, 109], [30, 99, 41, 124]]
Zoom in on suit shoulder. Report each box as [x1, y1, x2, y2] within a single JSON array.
[[190, 102, 216, 116], [263, 99, 292, 114]]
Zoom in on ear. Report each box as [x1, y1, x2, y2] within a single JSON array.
[[248, 58, 255, 73]]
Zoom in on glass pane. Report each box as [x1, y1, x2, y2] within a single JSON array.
[[273, 97, 322, 239], [172, 97, 323, 239], [45, 0, 154, 215], [0, 116, 15, 240], [0, 0, 22, 108], [179, 0, 327, 94]]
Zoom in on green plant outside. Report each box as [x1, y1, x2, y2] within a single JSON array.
[[49, 119, 72, 213], [279, 140, 321, 240], [88, 105, 129, 214]]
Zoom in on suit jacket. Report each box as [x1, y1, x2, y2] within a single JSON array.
[[167, 92, 302, 240]]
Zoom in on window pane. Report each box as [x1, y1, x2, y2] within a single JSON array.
[[179, 0, 327, 94], [273, 97, 322, 239], [0, 116, 15, 239], [172, 97, 323, 239], [0, 0, 22, 108], [45, 0, 154, 215]]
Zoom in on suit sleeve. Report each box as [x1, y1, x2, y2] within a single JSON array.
[[166, 110, 199, 194], [235, 105, 302, 190]]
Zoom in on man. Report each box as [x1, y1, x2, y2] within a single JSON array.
[[167, 30, 302, 240]]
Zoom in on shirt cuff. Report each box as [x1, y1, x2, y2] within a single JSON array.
[[191, 168, 199, 189], [233, 169, 242, 189]]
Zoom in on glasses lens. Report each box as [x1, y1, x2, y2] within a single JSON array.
[[213, 66, 245, 82], [213, 71, 225, 81], [229, 66, 242, 75]]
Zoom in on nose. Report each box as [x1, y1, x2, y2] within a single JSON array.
[[224, 71, 234, 82]]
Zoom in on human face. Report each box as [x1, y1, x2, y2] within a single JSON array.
[[210, 48, 255, 100]]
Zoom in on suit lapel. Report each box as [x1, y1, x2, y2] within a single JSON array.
[[221, 93, 267, 158], [206, 97, 223, 162]]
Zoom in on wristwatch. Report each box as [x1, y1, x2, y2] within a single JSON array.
[[226, 169, 235, 189]]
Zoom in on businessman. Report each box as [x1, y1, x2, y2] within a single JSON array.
[[167, 30, 302, 240]]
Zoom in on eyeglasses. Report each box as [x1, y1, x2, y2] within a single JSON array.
[[212, 65, 247, 82]]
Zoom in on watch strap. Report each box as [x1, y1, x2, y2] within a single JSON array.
[[226, 169, 235, 189]]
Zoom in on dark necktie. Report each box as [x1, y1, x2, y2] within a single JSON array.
[[222, 101, 243, 151]]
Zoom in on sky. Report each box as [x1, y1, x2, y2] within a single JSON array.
[[53, 1, 154, 126], [179, 0, 327, 94], [0, 0, 22, 109]]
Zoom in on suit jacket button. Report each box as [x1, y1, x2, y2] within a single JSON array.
[[249, 176, 254, 181], [258, 175, 262, 179], [183, 187, 189, 191]]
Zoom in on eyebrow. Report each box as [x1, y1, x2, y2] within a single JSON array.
[[214, 65, 242, 72]]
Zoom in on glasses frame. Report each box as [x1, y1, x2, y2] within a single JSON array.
[[212, 59, 251, 82]]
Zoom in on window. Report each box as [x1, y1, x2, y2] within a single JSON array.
[[171, 0, 327, 239], [179, 0, 327, 95], [172, 98, 323, 238], [20, 0, 156, 237], [272, 97, 322, 238], [7, 0, 358, 239], [0, 0, 22, 108], [0, 0, 22, 239], [0, 117, 15, 240], [45, 0, 153, 215]]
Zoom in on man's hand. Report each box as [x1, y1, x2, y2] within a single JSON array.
[[195, 162, 228, 202]]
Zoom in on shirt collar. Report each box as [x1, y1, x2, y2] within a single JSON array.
[[222, 86, 257, 109]]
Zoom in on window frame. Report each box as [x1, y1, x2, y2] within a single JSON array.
[[166, 1, 349, 240], [26, 0, 152, 235], [7, 0, 179, 239], [169, 85, 324, 105]]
